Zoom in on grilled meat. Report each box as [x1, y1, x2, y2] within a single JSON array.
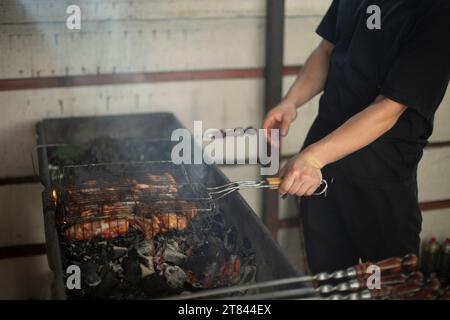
[[58, 172, 201, 241], [63, 212, 196, 241]]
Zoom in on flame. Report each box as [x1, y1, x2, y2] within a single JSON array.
[[52, 189, 57, 204]]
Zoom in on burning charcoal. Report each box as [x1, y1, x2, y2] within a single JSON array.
[[164, 249, 187, 265], [141, 273, 169, 297], [109, 261, 123, 274], [113, 230, 144, 246], [156, 262, 168, 274], [166, 239, 179, 251], [164, 266, 187, 289], [140, 253, 154, 266], [94, 268, 120, 299], [224, 229, 238, 252], [136, 240, 155, 256], [182, 236, 226, 276], [122, 257, 141, 285], [202, 261, 220, 286], [112, 246, 128, 259], [239, 265, 257, 284], [140, 263, 155, 278], [81, 262, 102, 287], [163, 240, 187, 265]]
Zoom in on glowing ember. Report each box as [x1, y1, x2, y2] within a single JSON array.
[[52, 189, 57, 205]]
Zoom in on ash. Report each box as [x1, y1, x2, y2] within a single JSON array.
[[60, 209, 257, 299]]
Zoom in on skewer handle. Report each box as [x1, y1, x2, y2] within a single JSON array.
[[264, 177, 328, 196], [394, 276, 440, 300], [265, 177, 282, 189], [370, 278, 423, 299], [423, 277, 441, 292], [399, 289, 439, 300], [357, 271, 423, 287], [353, 254, 418, 278], [439, 287, 450, 300]]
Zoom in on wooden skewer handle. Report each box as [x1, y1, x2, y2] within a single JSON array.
[[354, 254, 418, 278], [398, 289, 439, 300], [370, 279, 422, 299], [439, 288, 450, 300], [358, 271, 422, 287], [264, 177, 281, 189], [424, 277, 441, 292]]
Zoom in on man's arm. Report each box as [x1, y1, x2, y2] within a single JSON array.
[[283, 39, 335, 109], [279, 97, 407, 196], [263, 39, 334, 141], [305, 97, 407, 168]]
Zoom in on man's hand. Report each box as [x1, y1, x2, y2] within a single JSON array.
[[277, 97, 407, 198], [262, 100, 297, 145], [261, 40, 334, 145], [279, 149, 324, 197]]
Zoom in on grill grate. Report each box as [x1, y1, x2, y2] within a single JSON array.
[[52, 161, 215, 241]]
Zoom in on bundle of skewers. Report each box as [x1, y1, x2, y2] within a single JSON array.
[[168, 254, 450, 300]]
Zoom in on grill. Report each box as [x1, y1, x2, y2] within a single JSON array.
[[35, 113, 449, 300], [36, 113, 301, 299]]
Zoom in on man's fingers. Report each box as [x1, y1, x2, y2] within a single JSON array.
[[305, 184, 319, 196], [263, 118, 277, 144], [288, 180, 304, 196], [279, 172, 295, 195], [303, 179, 322, 196], [281, 123, 289, 137], [279, 163, 288, 179], [280, 114, 292, 136], [263, 128, 272, 144], [297, 179, 314, 196], [262, 116, 275, 130]]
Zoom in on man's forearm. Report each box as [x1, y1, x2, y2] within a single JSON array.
[[304, 98, 407, 168], [284, 40, 334, 109]]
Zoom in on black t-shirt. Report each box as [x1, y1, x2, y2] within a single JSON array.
[[305, 0, 450, 182]]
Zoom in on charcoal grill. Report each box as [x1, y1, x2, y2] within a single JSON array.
[[36, 113, 302, 299]]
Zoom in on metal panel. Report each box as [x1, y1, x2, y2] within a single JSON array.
[[262, 0, 285, 239]]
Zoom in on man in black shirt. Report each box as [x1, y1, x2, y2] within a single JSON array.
[[263, 0, 450, 273]]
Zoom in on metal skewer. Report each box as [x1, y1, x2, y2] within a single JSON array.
[[241, 271, 424, 300], [208, 177, 328, 200], [235, 287, 319, 300], [166, 267, 360, 300], [166, 275, 316, 300], [236, 279, 362, 300], [166, 254, 418, 300]]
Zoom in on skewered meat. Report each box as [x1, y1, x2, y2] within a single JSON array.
[[64, 218, 129, 241], [63, 212, 195, 241], [58, 172, 200, 241]]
